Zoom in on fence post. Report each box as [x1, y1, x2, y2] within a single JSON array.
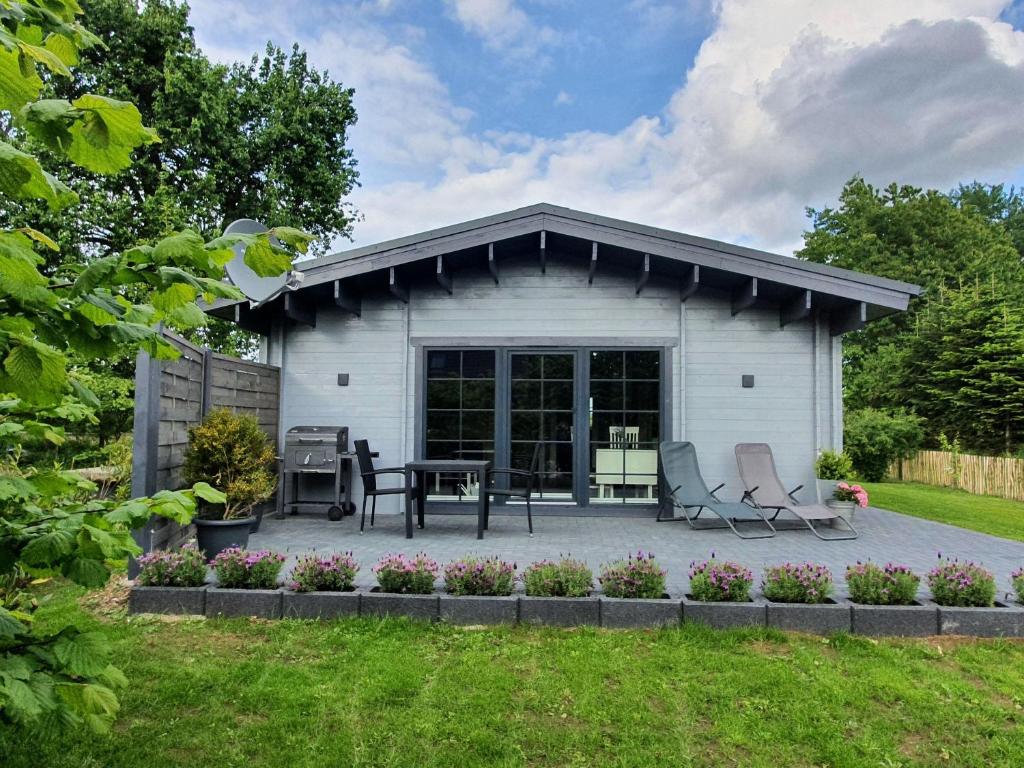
[[128, 347, 161, 574], [200, 347, 214, 417]]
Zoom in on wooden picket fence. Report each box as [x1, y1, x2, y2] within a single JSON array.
[[893, 451, 1024, 502]]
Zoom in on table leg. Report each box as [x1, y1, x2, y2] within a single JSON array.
[[477, 472, 486, 540], [416, 470, 426, 529], [275, 465, 285, 519], [343, 460, 353, 512], [334, 462, 342, 510], [405, 469, 414, 539]]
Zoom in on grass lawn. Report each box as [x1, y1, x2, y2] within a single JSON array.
[[3, 583, 1024, 767], [864, 481, 1024, 542]]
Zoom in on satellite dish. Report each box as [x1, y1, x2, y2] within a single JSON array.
[[223, 218, 289, 303]]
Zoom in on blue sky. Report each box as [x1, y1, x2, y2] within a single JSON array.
[[190, 1, 1024, 253]]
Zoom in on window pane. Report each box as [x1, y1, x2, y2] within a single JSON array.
[[511, 380, 541, 410], [426, 441, 460, 460], [426, 411, 460, 441], [462, 410, 494, 440], [625, 380, 659, 411], [544, 411, 573, 441], [427, 351, 460, 379], [511, 411, 542, 440], [544, 381, 573, 411], [590, 380, 623, 411], [590, 351, 623, 379], [625, 350, 660, 379], [462, 380, 494, 410], [511, 355, 541, 379], [462, 350, 495, 378], [427, 380, 459, 410], [624, 412, 660, 442], [544, 354, 573, 380]]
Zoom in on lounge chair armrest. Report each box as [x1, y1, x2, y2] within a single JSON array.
[[741, 486, 760, 503], [707, 482, 726, 501], [788, 484, 803, 496]]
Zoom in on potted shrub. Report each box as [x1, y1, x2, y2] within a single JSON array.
[[845, 561, 936, 636], [283, 552, 361, 620], [440, 556, 518, 625], [814, 450, 853, 502], [364, 553, 440, 621], [521, 557, 598, 626], [827, 481, 868, 520], [206, 547, 287, 618], [683, 556, 762, 628], [129, 544, 208, 615], [599, 551, 667, 599], [927, 557, 1021, 637], [183, 408, 278, 557], [763, 562, 850, 634]]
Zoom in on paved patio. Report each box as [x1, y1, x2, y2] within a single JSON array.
[[250, 506, 1024, 597]]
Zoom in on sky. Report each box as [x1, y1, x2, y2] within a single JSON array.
[[188, 0, 1024, 255]]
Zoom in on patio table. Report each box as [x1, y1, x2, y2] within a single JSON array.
[[404, 459, 492, 540]]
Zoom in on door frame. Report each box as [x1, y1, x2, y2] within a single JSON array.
[[416, 343, 672, 509]]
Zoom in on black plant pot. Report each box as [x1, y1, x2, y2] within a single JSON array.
[[194, 517, 254, 559], [250, 501, 274, 534]]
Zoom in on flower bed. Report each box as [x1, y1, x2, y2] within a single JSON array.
[[443, 557, 516, 596], [1012, 568, 1024, 605], [523, 557, 593, 597], [289, 552, 359, 592], [599, 552, 666, 599], [136, 544, 207, 587], [688, 556, 753, 602], [927, 557, 996, 607], [845, 562, 919, 605], [374, 553, 438, 594], [212, 548, 286, 589], [762, 562, 833, 604]]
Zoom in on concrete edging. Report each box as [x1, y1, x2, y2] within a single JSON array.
[[127, 586, 1024, 637]]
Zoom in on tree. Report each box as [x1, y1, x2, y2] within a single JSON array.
[[0, 0, 308, 731]]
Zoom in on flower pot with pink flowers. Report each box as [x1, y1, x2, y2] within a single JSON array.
[[826, 481, 868, 521]]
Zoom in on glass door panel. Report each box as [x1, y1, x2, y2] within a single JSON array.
[[589, 350, 660, 503], [510, 352, 575, 500]]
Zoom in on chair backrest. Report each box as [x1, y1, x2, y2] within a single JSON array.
[[659, 441, 712, 506], [525, 441, 543, 498], [734, 443, 791, 507], [610, 426, 639, 449], [354, 439, 376, 493]]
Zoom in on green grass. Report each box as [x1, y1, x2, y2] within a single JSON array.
[[3, 584, 1024, 767], [864, 481, 1024, 542]]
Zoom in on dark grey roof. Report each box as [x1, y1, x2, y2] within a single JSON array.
[[209, 203, 921, 330]]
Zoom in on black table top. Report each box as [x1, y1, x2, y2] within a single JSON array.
[[405, 459, 491, 472]]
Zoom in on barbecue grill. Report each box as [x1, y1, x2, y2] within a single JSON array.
[[279, 426, 352, 520]]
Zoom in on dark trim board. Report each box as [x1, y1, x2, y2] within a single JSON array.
[[424, 502, 659, 519], [411, 336, 680, 348]]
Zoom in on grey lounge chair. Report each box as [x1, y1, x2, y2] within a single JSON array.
[[734, 443, 858, 540], [657, 441, 776, 539]]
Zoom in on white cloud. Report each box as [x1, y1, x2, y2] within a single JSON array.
[[553, 90, 573, 106], [188, 1, 1024, 255], [443, 0, 561, 60]]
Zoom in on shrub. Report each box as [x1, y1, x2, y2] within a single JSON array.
[[843, 408, 923, 482], [599, 552, 666, 599], [927, 557, 996, 607], [814, 450, 853, 481], [762, 562, 833, 604], [833, 482, 869, 507], [523, 557, 593, 597], [374, 553, 438, 594], [212, 548, 286, 589], [136, 544, 207, 587], [443, 557, 516, 596], [1012, 569, 1024, 605], [183, 408, 277, 519], [289, 552, 359, 592], [688, 556, 753, 602], [845, 562, 920, 605]]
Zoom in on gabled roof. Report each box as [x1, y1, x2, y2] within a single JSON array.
[[209, 203, 921, 334]]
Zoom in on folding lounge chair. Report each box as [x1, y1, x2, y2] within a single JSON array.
[[734, 443, 858, 540], [657, 441, 776, 539]]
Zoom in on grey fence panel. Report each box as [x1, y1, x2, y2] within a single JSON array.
[[130, 330, 281, 555]]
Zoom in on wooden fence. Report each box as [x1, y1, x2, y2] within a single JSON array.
[[893, 450, 1024, 502]]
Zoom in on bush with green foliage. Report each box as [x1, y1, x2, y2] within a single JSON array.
[[0, 0, 307, 733], [136, 545, 207, 587], [688, 557, 754, 602], [762, 563, 833, 604], [443, 557, 516, 596], [211, 548, 286, 590], [183, 409, 277, 520], [523, 558, 593, 597], [373, 553, 438, 594], [814, 450, 853, 480], [845, 562, 920, 605], [1012, 569, 1024, 605], [598, 552, 666, 599], [843, 408, 924, 481], [288, 552, 359, 593], [927, 558, 996, 607]]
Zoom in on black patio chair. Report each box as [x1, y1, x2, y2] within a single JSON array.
[[482, 442, 542, 535], [354, 439, 414, 533]]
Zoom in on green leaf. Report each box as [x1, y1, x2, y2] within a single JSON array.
[[151, 281, 196, 313], [68, 377, 100, 409], [152, 230, 205, 266], [15, 226, 59, 251], [18, 98, 76, 151], [165, 301, 206, 329], [0, 45, 41, 111], [67, 94, 160, 174], [44, 33, 78, 66], [191, 481, 226, 504], [3, 338, 67, 404], [70, 255, 119, 296], [244, 237, 293, 278], [62, 557, 110, 588], [0, 231, 50, 304], [17, 39, 71, 77], [1, 677, 43, 719], [58, 682, 120, 734], [270, 226, 314, 254], [0, 139, 78, 209], [20, 528, 74, 566], [76, 299, 117, 326], [0, 606, 26, 639], [104, 500, 148, 526], [53, 632, 111, 678]]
